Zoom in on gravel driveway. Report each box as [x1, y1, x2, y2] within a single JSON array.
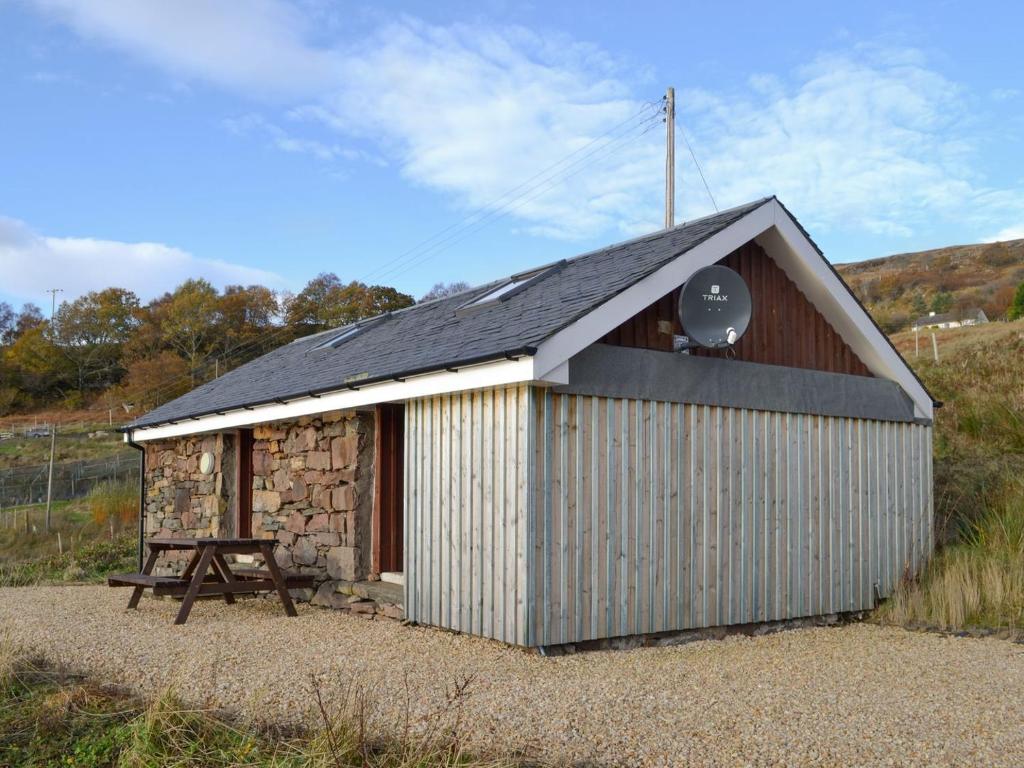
[[2, 585, 1022, 766]]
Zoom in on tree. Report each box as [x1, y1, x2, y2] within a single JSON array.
[[52, 287, 141, 395], [115, 350, 191, 411], [1009, 281, 1024, 321], [930, 291, 954, 314], [420, 281, 471, 302], [3, 324, 71, 405], [285, 274, 414, 334], [160, 279, 220, 385], [909, 293, 928, 317], [216, 284, 279, 361]]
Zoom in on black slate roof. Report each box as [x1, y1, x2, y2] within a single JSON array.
[[129, 198, 770, 428]]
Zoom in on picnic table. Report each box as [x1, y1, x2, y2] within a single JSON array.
[[108, 537, 313, 625]]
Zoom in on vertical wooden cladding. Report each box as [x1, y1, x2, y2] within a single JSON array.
[[599, 241, 872, 376], [373, 404, 405, 574], [404, 386, 531, 646], [530, 390, 933, 647]]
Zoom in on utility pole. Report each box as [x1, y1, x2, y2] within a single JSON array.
[[45, 423, 57, 531], [46, 288, 63, 321], [665, 86, 676, 229]]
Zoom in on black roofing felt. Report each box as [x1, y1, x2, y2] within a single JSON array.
[[129, 199, 770, 428]]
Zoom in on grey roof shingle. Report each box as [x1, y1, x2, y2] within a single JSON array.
[[129, 198, 770, 428]]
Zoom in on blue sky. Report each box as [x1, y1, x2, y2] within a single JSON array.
[[1, 0, 1022, 310]]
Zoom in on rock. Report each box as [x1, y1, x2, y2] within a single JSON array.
[[276, 530, 295, 546], [311, 581, 350, 609], [288, 587, 315, 603], [274, 545, 293, 570], [306, 451, 331, 470], [292, 537, 319, 566], [253, 451, 273, 475], [306, 513, 330, 532], [326, 546, 359, 580], [252, 490, 282, 514], [290, 477, 307, 502], [331, 436, 358, 470], [349, 601, 376, 614], [381, 604, 404, 620], [285, 511, 306, 534], [331, 485, 355, 511]]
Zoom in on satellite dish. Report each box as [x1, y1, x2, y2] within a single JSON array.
[[678, 265, 752, 349]]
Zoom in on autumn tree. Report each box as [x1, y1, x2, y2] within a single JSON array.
[[215, 284, 279, 362], [52, 287, 141, 396], [285, 273, 413, 334], [159, 278, 220, 385]]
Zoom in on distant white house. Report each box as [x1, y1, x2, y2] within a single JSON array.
[[912, 308, 988, 331]]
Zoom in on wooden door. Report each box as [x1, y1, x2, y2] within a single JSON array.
[[373, 404, 405, 573]]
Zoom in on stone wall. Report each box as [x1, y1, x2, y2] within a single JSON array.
[[252, 410, 374, 582], [143, 433, 232, 575], [142, 409, 375, 583]]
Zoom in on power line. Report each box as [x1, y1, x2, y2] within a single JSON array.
[[358, 102, 662, 282], [678, 123, 718, 212], [112, 100, 667, 412], [369, 110, 664, 282]]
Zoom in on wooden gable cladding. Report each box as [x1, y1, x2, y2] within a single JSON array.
[[598, 240, 872, 376]]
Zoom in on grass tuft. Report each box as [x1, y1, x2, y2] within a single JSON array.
[[0, 641, 519, 768]]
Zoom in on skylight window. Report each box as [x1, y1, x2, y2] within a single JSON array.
[[458, 260, 567, 314], [466, 278, 524, 307]]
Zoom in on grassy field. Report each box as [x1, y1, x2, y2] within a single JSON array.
[[878, 320, 1024, 634], [0, 643, 511, 768], [0, 425, 126, 471], [0, 482, 137, 587]]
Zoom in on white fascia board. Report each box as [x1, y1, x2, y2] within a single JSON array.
[[760, 202, 933, 419], [532, 201, 776, 378], [127, 356, 540, 443]]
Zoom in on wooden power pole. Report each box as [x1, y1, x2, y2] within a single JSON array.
[[664, 86, 676, 229], [45, 423, 57, 531]]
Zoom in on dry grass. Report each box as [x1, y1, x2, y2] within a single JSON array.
[[880, 482, 1024, 635], [88, 479, 138, 526], [0, 638, 519, 768]]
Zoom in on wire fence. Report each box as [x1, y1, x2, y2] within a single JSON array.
[[0, 451, 140, 510]]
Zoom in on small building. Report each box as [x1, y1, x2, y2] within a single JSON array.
[[911, 308, 988, 331], [124, 197, 936, 648]]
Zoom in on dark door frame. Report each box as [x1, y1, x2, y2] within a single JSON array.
[[235, 428, 253, 538], [372, 403, 405, 574]]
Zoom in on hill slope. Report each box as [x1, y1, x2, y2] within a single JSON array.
[[836, 238, 1024, 332]]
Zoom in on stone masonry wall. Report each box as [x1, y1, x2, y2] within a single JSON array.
[[142, 409, 375, 583], [252, 410, 374, 582], [143, 433, 231, 575]]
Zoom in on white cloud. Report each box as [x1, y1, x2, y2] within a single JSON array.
[[985, 225, 1024, 242], [28, 0, 336, 99], [678, 48, 1024, 237], [23, 2, 1024, 248], [0, 216, 286, 302]]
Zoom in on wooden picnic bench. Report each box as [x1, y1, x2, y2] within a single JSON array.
[[108, 537, 313, 625]]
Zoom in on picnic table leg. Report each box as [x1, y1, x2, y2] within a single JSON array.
[[175, 546, 216, 625], [259, 543, 297, 617], [127, 549, 159, 610], [210, 553, 237, 605]]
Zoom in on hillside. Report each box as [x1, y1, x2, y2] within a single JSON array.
[[836, 238, 1024, 332]]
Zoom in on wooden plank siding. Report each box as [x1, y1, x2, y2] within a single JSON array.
[[528, 390, 932, 647], [404, 385, 533, 646], [405, 385, 932, 647], [599, 241, 873, 376]]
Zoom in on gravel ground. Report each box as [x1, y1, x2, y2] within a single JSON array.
[[2, 586, 1023, 767]]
